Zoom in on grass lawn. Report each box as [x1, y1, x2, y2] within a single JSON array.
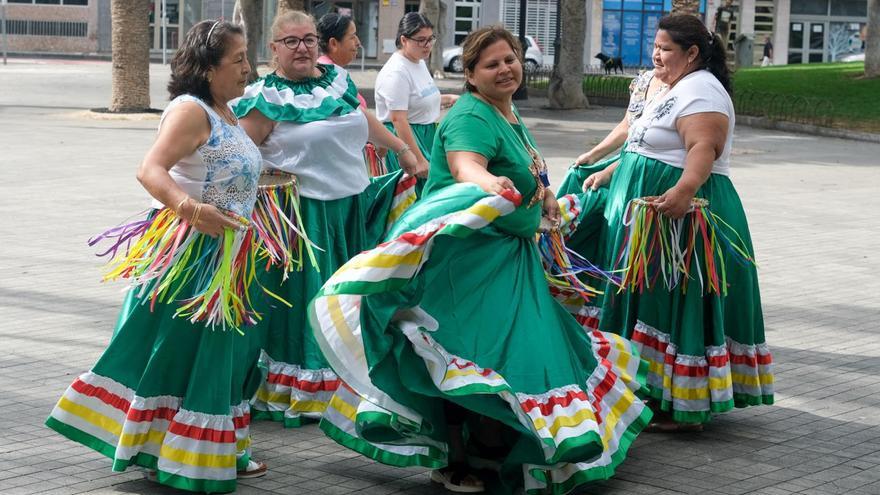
[[733, 62, 880, 132]]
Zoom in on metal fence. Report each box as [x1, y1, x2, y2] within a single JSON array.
[[524, 68, 836, 128], [734, 90, 835, 127]]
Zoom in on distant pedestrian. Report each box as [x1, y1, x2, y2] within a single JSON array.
[[762, 35, 773, 66], [375, 12, 458, 179]]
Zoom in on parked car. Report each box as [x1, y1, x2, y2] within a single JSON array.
[[443, 35, 544, 73], [840, 52, 865, 62]]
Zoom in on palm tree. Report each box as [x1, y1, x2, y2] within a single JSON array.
[[109, 0, 151, 112], [419, 0, 447, 77], [234, 0, 264, 83], [867, 0, 880, 78], [277, 0, 305, 15], [548, 0, 587, 109], [671, 0, 700, 16]]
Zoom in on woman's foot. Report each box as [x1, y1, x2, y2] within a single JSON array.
[[644, 404, 704, 433], [237, 460, 268, 479], [430, 463, 485, 493]]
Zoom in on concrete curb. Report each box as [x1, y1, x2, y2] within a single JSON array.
[[738, 115, 880, 144]]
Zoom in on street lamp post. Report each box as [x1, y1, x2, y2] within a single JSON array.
[[513, 0, 528, 99], [161, 0, 167, 64], [1, 0, 8, 66]]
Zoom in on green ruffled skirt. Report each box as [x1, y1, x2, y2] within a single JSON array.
[[381, 122, 436, 177], [310, 184, 652, 494], [595, 152, 774, 423], [46, 230, 267, 494], [250, 171, 417, 427]]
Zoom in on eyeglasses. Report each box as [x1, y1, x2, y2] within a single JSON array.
[[274, 35, 319, 50], [405, 35, 436, 47]]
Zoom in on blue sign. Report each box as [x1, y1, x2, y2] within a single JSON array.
[[642, 12, 661, 65], [602, 11, 622, 57], [621, 11, 642, 65]]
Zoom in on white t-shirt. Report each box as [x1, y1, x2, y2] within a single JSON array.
[[259, 109, 370, 200], [626, 70, 735, 176], [374, 52, 441, 124]]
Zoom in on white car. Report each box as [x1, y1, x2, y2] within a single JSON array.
[[443, 35, 544, 73], [840, 52, 865, 62]]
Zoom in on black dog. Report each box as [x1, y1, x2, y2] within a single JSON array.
[[595, 53, 624, 74]]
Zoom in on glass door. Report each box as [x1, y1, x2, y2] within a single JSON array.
[[149, 0, 181, 51]]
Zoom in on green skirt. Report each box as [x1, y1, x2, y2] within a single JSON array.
[[310, 184, 652, 494], [250, 171, 417, 427], [382, 121, 436, 177], [598, 152, 774, 424], [46, 228, 267, 494]]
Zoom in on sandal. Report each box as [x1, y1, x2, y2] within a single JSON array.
[[430, 462, 485, 493], [237, 459, 268, 479]]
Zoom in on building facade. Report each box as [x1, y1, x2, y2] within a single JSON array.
[[1, 0, 869, 67]]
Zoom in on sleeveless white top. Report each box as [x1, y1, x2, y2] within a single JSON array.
[[152, 95, 262, 216]]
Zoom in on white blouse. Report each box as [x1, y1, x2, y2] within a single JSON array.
[[626, 70, 735, 176]]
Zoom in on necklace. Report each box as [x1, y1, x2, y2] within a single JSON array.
[[212, 103, 238, 125], [482, 97, 549, 208]]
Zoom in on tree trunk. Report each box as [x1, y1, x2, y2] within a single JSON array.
[[867, 0, 880, 78], [109, 0, 151, 112], [548, 0, 588, 109], [235, 0, 264, 82], [420, 0, 446, 78], [277, 0, 305, 16], [671, 0, 700, 16]]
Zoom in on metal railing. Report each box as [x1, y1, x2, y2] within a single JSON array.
[[734, 90, 835, 127]]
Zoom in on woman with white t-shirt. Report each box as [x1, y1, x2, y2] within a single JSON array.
[[587, 14, 774, 432], [375, 12, 458, 176]]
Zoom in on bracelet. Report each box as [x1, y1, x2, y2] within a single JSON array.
[[174, 196, 190, 216], [190, 202, 203, 227], [397, 144, 410, 155]]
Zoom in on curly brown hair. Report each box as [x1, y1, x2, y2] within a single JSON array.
[[461, 26, 523, 93], [167, 20, 244, 105]]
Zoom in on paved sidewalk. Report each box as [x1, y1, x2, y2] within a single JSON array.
[[1, 60, 879, 495]]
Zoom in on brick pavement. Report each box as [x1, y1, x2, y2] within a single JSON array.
[[1, 60, 879, 495]]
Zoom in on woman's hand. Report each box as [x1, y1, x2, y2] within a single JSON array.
[[574, 150, 595, 166], [441, 94, 460, 109], [483, 175, 514, 195], [541, 189, 560, 228], [582, 169, 612, 191], [180, 201, 243, 238], [653, 186, 695, 219], [398, 150, 428, 178]]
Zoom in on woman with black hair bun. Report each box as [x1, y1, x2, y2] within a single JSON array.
[[571, 13, 774, 432]]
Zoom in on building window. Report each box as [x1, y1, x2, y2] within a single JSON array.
[[4, 19, 88, 37], [453, 0, 480, 45], [830, 0, 867, 17], [404, 0, 419, 14], [501, 0, 557, 61], [791, 0, 828, 16], [7, 0, 88, 4]]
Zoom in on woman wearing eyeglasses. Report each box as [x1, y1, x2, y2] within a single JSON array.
[[234, 10, 421, 430], [375, 12, 458, 179]]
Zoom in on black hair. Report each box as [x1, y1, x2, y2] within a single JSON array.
[[395, 12, 433, 49], [317, 13, 355, 53], [167, 20, 245, 105], [658, 14, 732, 95]]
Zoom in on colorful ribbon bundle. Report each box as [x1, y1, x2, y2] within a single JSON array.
[[250, 171, 321, 279], [538, 229, 617, 302], [88, 208, 261, 332], [536, 195, 619, 302], [614, 197, 756, 295], [364, 143, 387, 177]]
